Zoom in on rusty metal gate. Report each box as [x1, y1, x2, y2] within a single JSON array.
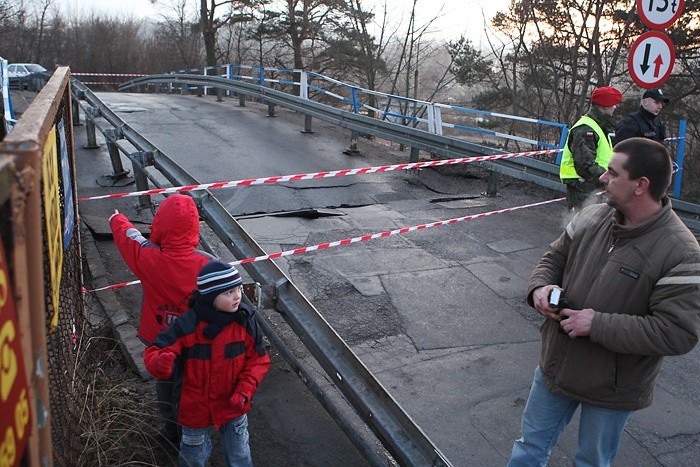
[[0, 67, 85, 466]]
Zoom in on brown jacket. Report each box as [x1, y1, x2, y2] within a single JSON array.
[[528, 199, 700, 410]]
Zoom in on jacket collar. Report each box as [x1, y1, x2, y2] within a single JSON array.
[[588, 105, 617, 133], [611, 197, 671, 239], [638, 106, 659, 122]]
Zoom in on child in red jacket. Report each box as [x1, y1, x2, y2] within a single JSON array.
[[109, 194, 213, 443], [144, 260, 271, 467]]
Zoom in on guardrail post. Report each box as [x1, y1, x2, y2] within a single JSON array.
[[300, 71, 309, 100], [71, 97, 82, 127], [427, 104, 436, 134], [410, 147, 420, 163], [96, 128, 134, 187], [227, 64, 234, 97], [344, 130, 360, 155], [239, 93, 246, 107], [83, 106, 100, 149], [268, 101, 276, 117], [433, 105, 443, 136], [556, 127, 569, 164], [302, 114, 313, 133], [486, 171, 499, 196], [673, 120, 686, 198], [217, 87, 223, 102], [131, 151, 154, 212]]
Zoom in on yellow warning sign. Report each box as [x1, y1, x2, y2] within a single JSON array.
[[42, 126, 62, 331]]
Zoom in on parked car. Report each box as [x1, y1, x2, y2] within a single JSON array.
[[7, 63, 48, 90]]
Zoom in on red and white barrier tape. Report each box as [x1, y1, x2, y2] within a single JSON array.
[[77, 148, 562, 201], [73, 72, 148, 77], [83, 196, 565, 293]]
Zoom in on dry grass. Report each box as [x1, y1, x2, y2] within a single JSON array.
[[70, 330, 178, 466]]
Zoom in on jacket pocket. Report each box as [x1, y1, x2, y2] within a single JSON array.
[[556, 339, 617, 399]]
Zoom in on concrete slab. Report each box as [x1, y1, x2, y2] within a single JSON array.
[[238, 215, 312, 245], [345, 275, 385, 296], [322, 246, 448, 277], [367, 342, 541, 463], [381, 267, 539, 349], [466, 261, 529, 300]]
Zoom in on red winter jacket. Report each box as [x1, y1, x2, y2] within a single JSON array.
[[144, 302, 271, 429], [110, 194, 212, 344]]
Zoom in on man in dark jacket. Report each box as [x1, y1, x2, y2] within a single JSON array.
[[613, 88, 669, 145], [560, 86, 622, 211], [509, 138, 700, 466]]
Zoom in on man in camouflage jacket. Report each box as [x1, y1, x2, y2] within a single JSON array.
[[559, 86, 622, 210]]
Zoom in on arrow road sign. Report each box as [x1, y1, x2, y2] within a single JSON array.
[[637, 0, 685, 30], [628, 31, 675, 88]]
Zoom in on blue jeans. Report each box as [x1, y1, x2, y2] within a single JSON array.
[[179, 414, 253, 467], [508, 366, 631, 467]]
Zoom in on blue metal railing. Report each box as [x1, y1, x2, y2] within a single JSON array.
[[167, 64, 568, 152], [1, 57, 16, 133], [148, 63, 688, 198]]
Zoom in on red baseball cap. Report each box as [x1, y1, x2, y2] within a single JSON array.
[[591, 86, 622, 107]]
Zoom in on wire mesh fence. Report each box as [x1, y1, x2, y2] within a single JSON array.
[[0, 67, 173, 466]]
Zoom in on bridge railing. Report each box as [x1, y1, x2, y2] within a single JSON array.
[[130, 63, 693, 200], [163, 64, 568, 153]]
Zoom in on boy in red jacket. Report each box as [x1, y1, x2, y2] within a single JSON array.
[[109, 194, 213, 443], [145, 260, 270, 466]]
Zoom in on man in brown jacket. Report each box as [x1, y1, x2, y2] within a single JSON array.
[[509, 137, 700, 466]]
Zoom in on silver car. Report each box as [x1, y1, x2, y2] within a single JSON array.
[[7, 63, 48, 89]]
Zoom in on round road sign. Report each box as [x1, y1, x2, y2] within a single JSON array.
[[637, 0, 684, 30], [628, 31, 675, 88]]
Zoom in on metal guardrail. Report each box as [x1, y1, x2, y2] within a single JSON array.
[[121, 73, 496, 159], [72, 79, 452, 467], [162, 64, 567, 150]]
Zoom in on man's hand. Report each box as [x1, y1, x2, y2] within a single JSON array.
[[559, 308, 595, 339], [531, 285, 563, 321]]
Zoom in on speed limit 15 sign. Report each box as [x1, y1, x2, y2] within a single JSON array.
[[637, 0, 685, 30]]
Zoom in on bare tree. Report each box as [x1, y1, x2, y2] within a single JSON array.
[[33, 0, 54, 64], [151, 0, 259, 66], [477, 0, 637, 124]]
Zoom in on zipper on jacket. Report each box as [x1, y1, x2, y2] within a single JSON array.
[[613, 354, 619, 393], [608, 237, 618, 254]]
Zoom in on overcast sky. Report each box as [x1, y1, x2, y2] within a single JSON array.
[[56, 0, 508, 43]]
